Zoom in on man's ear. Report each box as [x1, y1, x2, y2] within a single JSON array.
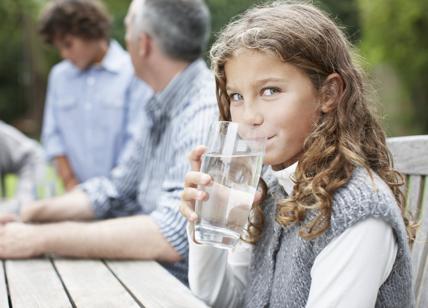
[[138, 32, 152, 58], [320, 73, 344, 113]]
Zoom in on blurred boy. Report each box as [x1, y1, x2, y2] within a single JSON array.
[[39, 0, 152, 190]]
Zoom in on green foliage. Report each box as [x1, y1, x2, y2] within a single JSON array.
[[316, 0, 361, 42], [0, 0, 426, 137], [358, 0, 428, 135], [0, 0, 36, 123], [103, 0, 131, 46]]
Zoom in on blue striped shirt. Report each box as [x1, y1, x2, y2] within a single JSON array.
[[81, 59, 218, 282]]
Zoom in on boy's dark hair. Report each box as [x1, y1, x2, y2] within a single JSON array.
[[38, 0, 112, 44]]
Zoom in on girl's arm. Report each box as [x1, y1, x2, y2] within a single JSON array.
[[188, 224, 252, 308], [180, 146, 252, 307], [306, 217, 397, 308]]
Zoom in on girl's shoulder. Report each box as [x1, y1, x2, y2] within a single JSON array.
[[329, 167, 405, 236], [334, 167, 397, 209]]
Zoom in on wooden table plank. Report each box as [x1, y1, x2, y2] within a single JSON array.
[[107, 260, 208, 308], [53, 259, 140, 308], [0, 262, 9, 308], [6, 259, 71, 308]]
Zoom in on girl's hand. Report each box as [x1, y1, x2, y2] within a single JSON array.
[[179, 145, 212, 223]]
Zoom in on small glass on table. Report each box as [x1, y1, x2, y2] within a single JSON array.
[[194, 121, 265, 249]]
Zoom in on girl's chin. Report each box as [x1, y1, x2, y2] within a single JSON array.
[[263, 152, 297, 170], [263, 154, 283, 167]]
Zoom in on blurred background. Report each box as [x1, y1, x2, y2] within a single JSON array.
[[0, 0, 427, 138]]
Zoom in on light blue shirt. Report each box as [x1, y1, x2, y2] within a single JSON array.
[[42, 40, 153, 182]]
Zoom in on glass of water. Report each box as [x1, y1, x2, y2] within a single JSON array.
[[194, 121, 265, 249]]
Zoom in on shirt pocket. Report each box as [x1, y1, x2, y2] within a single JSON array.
[[94, 94, 127, 143], [99, 95, 126, 109], [56, 97, 77, 110]]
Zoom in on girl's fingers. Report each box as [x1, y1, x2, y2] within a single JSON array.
[[181, 187, 208, 203], [181, 146, 209, 223], [188, 145, 207, 171], [179, 201, 198, 222], [184, 171, 212, 188]]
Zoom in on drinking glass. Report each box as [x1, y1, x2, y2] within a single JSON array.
[[194, 121, 265, 249]]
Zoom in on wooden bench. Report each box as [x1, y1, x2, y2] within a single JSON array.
[[388, 135, 428, 307]]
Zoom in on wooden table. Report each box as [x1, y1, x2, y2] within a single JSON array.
[[0, 258, 208, 308]]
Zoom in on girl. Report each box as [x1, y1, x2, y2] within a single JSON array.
[[180, 1, 414, 307]]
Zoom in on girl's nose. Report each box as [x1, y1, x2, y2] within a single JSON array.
[[243, 104, 264, 127]]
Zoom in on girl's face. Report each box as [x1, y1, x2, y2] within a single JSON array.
[[225, 49, 319, 170]]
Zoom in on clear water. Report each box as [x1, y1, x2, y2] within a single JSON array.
[[194, 153, 263, 249]]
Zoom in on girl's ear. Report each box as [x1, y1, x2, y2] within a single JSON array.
[[320, 73, 344, 113]]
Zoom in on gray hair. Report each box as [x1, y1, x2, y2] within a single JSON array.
[[133, 0, 210, 62]]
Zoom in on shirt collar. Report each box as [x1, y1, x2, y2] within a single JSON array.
[[67, 40, 126, 76], [98, 40, 126, 73], [144, 59, 207, 122], [272, 162, 297, 194]]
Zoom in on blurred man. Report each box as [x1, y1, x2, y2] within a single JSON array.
[[39, 0, 152, 190], [0, 121, 45, 204], [0, 0, 216, 284]]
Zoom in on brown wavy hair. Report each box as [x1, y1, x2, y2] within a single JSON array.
[[210, 1, 414, 243], [38, 0, 112, 44]]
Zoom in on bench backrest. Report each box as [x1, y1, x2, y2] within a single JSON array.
[[388, 135, 428, 307]]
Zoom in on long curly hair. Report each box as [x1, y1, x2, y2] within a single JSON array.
[[210, 1, 414, 243]]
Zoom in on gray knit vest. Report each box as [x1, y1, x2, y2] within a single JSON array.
[[243, 167, 414, 308]]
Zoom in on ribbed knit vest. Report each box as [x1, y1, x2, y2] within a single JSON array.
[[244, 167, 414, 308]]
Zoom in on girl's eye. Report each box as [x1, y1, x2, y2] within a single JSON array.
[[229, 93, 243, 102], [261, 87, 280, 96]]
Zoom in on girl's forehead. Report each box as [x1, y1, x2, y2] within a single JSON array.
[[225, 48, 285, 73], [230, 47, 276, 58]]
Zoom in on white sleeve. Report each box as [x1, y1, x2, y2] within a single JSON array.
[[306, 218, 398, 308], [187, 224, 252, 308]]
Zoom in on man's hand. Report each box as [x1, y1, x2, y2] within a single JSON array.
[[0, 223, 44, 258], [20, 199, 49, 222], [0, 213, 18, 224]]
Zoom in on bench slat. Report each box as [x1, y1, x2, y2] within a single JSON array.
[[0, 262, 9, 308], [6, 259, 71, 308], [388, 136, 428, 175], [417, 259, 428, 308], [107, 260, 208, 308], [412, 177, 428, 300], [406, 175, 423, 219], [53, 259, 140, 308]]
